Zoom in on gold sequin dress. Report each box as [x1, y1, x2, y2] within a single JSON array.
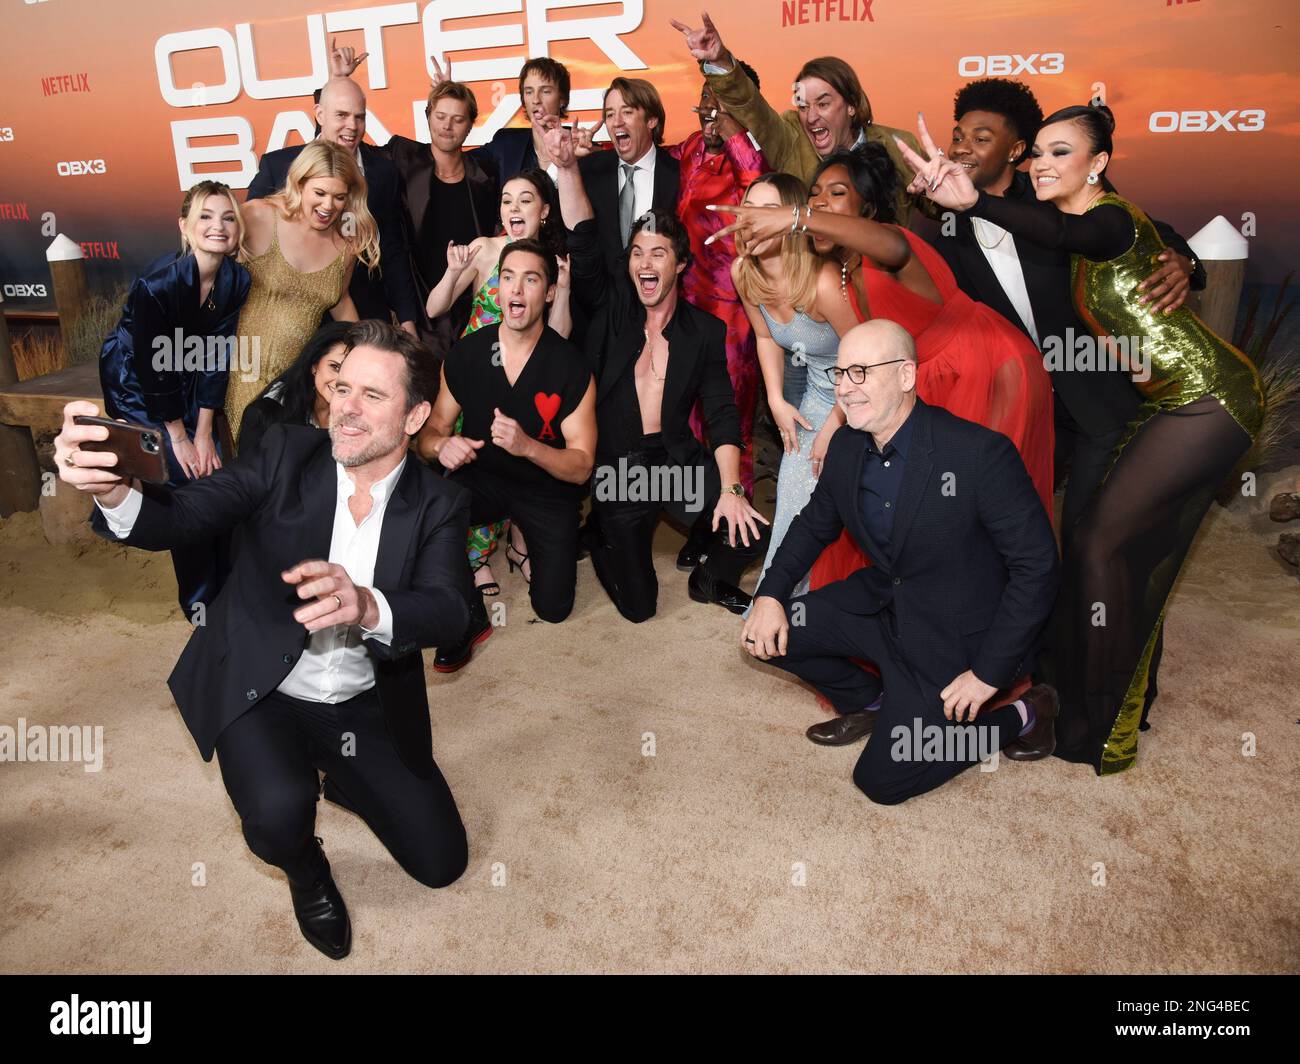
[[972, 190, 1264, 775], [224, 220, 347, 446]]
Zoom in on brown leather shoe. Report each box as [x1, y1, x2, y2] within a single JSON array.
[[1002, 684, 1060, 761], [806, 712, 876, 746]]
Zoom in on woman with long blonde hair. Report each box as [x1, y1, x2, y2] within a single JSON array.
[[731, 171, 858, 588], [98, 179, 252, 614], [224, 140, 378, 446]]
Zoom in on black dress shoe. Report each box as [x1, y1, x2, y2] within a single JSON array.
[[687, 563, 752, 615], [676, 540, 707, 572], [1003, 684, 1060, 761], [806, 712, 876, 746], [433, 611, 492, 673], [289, 841, 351, 960]]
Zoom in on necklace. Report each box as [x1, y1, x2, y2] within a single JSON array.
[[972, 216, 1009, 250], [644, 329, 665, 383]]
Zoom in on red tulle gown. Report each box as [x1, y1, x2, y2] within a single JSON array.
[[808, 227, 1055, 703]]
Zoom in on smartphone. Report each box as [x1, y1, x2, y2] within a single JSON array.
[[72, 415, 169, 485]]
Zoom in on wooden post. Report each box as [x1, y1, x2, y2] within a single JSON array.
[[0, 292, 43, 515], [47, 233, 87, 370], [1187, 216, 1248, 340]]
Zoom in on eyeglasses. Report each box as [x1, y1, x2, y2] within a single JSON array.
[[825, 359, 908, 385]]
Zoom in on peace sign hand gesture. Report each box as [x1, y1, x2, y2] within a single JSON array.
[[892, 113, 979, 211]]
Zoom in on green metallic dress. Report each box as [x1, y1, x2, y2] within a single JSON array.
[[972, 190, 1264, 774]]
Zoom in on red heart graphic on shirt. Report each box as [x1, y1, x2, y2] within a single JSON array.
[[534, 392, 561, 439]]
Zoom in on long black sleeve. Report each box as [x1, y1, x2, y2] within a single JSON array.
[[969, 190, 1134, 262]]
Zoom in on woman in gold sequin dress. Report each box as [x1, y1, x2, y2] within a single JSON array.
[[224, 140, 379, 447], [899, 105, 1264, 775]]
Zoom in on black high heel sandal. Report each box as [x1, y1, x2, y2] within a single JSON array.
[[505, 542, 531, 586]]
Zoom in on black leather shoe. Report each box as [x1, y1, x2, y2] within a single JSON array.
[[687, 563, 751, 615], [806, 712, 876, 746], [1002, 684, 1060, 761], [677, 539, 709, 572], [433, 611, 492, 673], [289, 840, 351, 960]]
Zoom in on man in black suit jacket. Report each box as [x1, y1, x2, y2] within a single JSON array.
[[933, 78, 1204, 542], [247, 77, 422, 333], [474, 56, 572, 184], [53, 321, 472, 960], [578, 77, 681, 276], [742, 320, 1061, 805], [570, 205, 767, 620]]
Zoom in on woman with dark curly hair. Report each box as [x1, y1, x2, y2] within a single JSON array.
[[236, 320, 350, 457]]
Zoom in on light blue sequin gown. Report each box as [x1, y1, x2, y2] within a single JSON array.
[[756, 304, 841, 592]]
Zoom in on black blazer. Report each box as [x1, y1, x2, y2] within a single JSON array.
[[934, 170, 1204, 438], [567, 219, 740, 470], [577, 146, 681, 275], [756, 400, 1060, 691], [380, 135, 500, 355], [247, 142, 423, 325], [473, 127, 538, 185], [89, 425, 472, 778]]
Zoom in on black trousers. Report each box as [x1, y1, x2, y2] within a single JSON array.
[[451, 464, 582, 623], [589, 435, 764, 622], [1054, 400, 1128, 553], [214, 688, 468, 889], [768, 590, 1022, 805]]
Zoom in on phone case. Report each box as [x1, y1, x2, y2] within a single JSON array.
[[73, 416, 170, 485]]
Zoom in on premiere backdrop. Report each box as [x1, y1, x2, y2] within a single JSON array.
[[1, 0, 1297, 312]]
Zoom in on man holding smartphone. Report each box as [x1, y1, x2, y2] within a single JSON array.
[[53, 320, 473, 961]]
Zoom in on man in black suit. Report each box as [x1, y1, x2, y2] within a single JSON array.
[[475, 57, 572, 184], [741, 320, 1061, 804], [551, 119, 765, 618], [933, 78, 1204, 541], [247, 76, 423, 335], [578, 77, 681, 276], [53, 321, 472, 960]]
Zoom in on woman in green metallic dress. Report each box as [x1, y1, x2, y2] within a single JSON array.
[[897, 105, 1264, 774]]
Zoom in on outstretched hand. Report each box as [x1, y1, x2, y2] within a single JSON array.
[[892, 114, 979, 211], [704, 202, 797, 248]]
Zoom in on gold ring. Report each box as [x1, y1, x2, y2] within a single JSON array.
[[333, 594, 342, 610], [64, 452, 76, 467]]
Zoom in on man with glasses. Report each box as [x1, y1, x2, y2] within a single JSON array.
[[740, 320, 1061, 804]]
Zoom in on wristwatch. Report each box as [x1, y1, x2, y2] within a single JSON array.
[[726, 483, 745, 497]]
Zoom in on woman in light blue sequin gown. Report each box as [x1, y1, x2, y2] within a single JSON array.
[[730, 172, 860, 594]]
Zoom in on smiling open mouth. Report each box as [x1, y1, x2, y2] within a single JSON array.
[[507, 217, 526, 236], [506, 298, 526, 318], [613, 130, 631, 151], [1036, 175, 1059, 187], [313, 207, 334, 223], [637, 272, 660, 298]]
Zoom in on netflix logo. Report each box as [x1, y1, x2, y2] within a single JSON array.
[[782, 0, 873, 26], [80, 241, 121, 260], [0, 203, 30, 221], [41, 72, 91, 96]]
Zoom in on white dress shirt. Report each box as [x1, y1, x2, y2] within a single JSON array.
[[971, 217, 1040, 348], [616, 143, 657, 227], [95, 458, 403, 704]]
